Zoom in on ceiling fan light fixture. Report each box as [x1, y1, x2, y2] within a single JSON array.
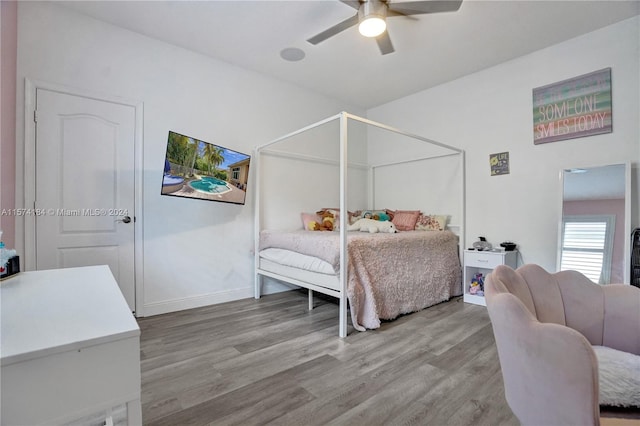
[[307, 0, 464, 54], [358, 16, 386, 37]]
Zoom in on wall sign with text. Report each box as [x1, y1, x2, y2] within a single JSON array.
[[490, 152, 510, 176], [532, 68, 612, 145]]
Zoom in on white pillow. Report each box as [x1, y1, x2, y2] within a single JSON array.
[[593, 345, 640, 407]]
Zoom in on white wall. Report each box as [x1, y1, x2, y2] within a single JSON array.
[[16, 2, 363, 315], [366, 124, 464, 230], [258, 114, 379, 234], [368, 16, 640, 273]]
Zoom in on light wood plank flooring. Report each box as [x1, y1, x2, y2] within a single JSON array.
[[139, 291, 518, 425]]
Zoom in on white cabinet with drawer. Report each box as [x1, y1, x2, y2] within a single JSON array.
[[463, 249, 517, 306], [1, 266, 141, 425]]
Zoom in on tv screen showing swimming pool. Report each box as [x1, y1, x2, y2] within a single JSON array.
[[161, 131, 251, 205]]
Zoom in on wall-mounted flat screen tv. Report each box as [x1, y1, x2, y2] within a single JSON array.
[[161, 131, 250, 205]]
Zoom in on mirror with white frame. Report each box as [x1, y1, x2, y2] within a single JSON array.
[[558, 162, 631, 284]]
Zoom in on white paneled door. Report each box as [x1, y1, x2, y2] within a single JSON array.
[[35, 89, 136, 311]]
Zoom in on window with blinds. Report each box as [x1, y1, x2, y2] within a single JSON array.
[[560, 215, 615, 284]]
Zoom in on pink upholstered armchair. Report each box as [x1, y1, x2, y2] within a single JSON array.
[[485, 264, 640, 426]]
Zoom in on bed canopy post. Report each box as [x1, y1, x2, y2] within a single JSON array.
[[459, 150, 466, 265], [253, 147, 262, 299], [368, 167, 375, 213], [339, 112, 349, 338]]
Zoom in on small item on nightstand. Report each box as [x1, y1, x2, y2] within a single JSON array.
[[500, 241, 517, 251], [0, 230, 20, 281], [475, 273, 485, 291], [469, 273, 486, 296], [472, 236, 492, 251]]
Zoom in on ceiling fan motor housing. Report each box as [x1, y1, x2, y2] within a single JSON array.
[[358, 0, 388, 22]]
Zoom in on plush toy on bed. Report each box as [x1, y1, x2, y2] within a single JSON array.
[[316, 209, 336, 231], [306, 209, 336, 231], [348, 218, 397, 234], [362, 210, 391, 222], [307, 221, 326, 231], [376, 212, 390, 221]]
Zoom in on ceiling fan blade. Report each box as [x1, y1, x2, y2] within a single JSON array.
[[339, 0, 361, 10], [307, 14, 360, 45], [388, 0, 463, 15], [387, 9, 419, 20], [376, 31, 395, 55]]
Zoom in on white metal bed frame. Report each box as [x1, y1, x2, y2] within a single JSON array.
[[253, 112, 465, 337]]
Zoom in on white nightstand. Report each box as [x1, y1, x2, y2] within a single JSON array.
[[463, 249, 518, 306]]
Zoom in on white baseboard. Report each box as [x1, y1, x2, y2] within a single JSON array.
[[140, 287, 253, 317], [139, 279, 301, 317]]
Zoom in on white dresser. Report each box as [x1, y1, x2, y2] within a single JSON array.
[[1, 265, 142, 425]]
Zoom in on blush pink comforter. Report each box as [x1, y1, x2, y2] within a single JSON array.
[[259, 230, 462, 331]]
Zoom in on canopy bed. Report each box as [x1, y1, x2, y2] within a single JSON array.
[[253, 112, 466, 337]]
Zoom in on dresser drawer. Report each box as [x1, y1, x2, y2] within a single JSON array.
[[465, 251, 504, 269]]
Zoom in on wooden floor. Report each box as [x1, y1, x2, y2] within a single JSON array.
[[138, 291, 518, 426]]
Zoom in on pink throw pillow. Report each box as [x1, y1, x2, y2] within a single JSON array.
[[391, 210, 420, 231]]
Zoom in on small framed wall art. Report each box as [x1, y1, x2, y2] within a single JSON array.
[[490, 152, 510, 176]]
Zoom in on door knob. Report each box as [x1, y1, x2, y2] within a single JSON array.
[[116, 216, 132, 224]]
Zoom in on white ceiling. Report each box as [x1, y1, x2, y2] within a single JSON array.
[[57, 0, 640, 109]]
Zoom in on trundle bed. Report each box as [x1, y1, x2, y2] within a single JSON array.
[[254, 112, 465, 337]]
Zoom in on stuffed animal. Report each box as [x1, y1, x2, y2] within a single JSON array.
[[306, 210, 335, 231], [307, 221, 322, 231], [316, 209, 337, 231], [361, 210, 390, 221], [348, 218, 397, 234], [321, 214, 334, 231], [308, 220, 333, 231]]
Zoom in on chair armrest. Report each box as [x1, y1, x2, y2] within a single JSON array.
[[602, 285, 640, 355], [488, 293, 600, 426]]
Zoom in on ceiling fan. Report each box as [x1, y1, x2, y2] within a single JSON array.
[[307, 0, 463, 55]]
